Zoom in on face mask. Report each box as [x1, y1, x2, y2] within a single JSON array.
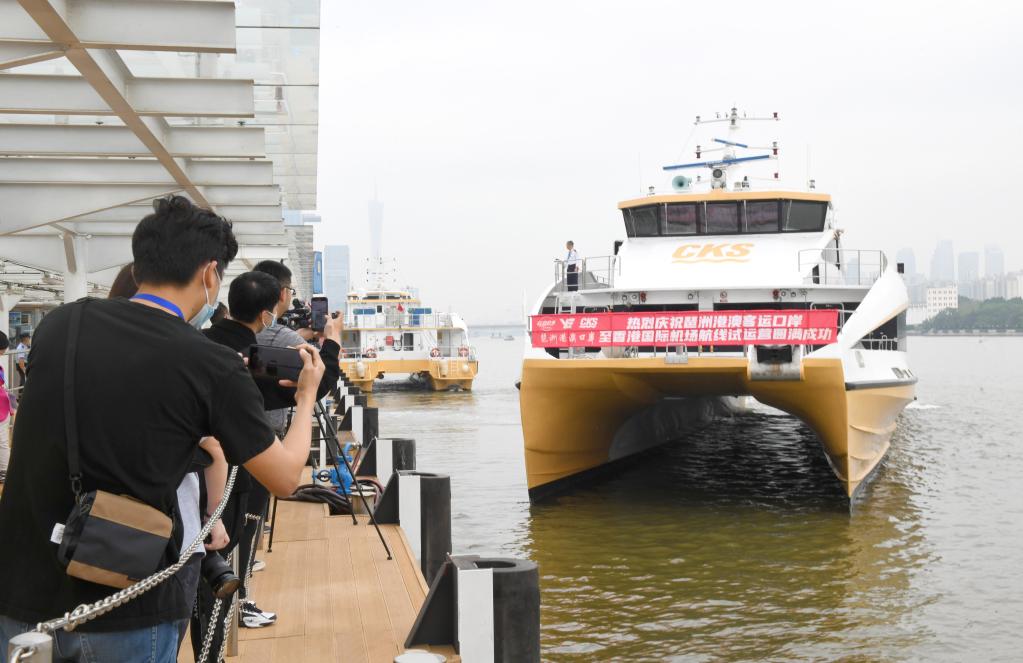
[[188, 263, 219, 330], [260, 310, 275, 332]]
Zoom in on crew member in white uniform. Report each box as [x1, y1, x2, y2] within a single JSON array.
[[565, 241, 580, 292]]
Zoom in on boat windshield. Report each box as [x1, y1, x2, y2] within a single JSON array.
[[623, 199, 828, 237]]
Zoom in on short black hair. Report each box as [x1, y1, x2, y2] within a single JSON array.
[[211, 302, 228, 325], [0, 331, 8, 352], [132, 195, 238, 286], [253, 260, 292, 287], [228, 271, 282, 324], [18, 331, 30, 340]]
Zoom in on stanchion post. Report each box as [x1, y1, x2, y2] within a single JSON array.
[[6, 632, 52, 663]]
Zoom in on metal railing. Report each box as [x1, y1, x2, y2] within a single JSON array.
[[339, 344, 478, 361], [553, 255, 619, 294], [798, 248, 888, 286], [343, 312, 458, 330]]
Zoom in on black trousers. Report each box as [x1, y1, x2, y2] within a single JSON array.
[[567, 265, 578, 291]]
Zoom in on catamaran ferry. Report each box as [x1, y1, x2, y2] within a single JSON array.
[[520, 108, 916, 500], [339, 258, 478, 392]]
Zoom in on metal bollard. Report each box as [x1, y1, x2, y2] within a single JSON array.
[[6, 632, 52, 663], [405, 555, 540, 663], [374, 471, 451, 585], [357, 437, 416, 478], [363, 407, 379, 451]]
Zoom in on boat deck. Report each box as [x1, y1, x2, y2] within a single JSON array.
[[179, 499, 458, 662]]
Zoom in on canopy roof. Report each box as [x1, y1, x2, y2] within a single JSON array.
[[0, 0, 319, 304]]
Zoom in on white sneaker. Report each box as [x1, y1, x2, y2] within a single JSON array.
[[251, 559, 266, 573], [241, 599, 277, 622]]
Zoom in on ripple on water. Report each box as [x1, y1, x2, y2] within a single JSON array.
[[367, 337, 1023, 661]]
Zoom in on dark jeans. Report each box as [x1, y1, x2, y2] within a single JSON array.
[[1, 614, 184, 663], [567, 265, 578, 291]]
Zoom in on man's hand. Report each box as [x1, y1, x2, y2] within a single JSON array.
[[296, 328, 315, 341], [322, 311, 343, 346], [205, 518, 229, 551], [278, 344, 324, 400]]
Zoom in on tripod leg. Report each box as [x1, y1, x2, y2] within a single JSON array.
[[314, 401, 358, 525], [316, 401, 392, 560], [267, 497, 278, 553]]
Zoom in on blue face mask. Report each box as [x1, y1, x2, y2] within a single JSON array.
[[189, 264, 220, 330]]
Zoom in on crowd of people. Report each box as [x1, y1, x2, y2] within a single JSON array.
[[0, 195, 342, 662]]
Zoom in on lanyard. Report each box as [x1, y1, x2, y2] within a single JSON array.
[[131, 294, 185, 321]]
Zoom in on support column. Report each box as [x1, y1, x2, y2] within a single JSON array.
[[62, 233, 89, 302]]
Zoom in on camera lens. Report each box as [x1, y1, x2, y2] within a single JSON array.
[[201, 553, 242, 599]]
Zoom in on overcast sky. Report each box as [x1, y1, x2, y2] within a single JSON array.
[[313, 0, 1023, 323]]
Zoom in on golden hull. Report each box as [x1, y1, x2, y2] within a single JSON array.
[[519, 357, 914, 499], [340, 358, 478, 392]]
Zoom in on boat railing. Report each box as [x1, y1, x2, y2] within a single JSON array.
[[343, 312, 458, 329], [798, 248, 887, 286], [339, 344, 478, 360], [553, 255, 619, 294]]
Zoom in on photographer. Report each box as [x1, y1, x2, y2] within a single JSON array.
[[198, 270, 341, 635], [0, 196, 324, 662]]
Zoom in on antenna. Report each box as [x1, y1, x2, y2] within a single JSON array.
[[663, 107, 781, 189]]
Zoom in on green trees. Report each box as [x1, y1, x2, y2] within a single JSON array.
[[920, 297, 1023, 331]]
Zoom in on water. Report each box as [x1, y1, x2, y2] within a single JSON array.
[[366, 336, 1023, 661]]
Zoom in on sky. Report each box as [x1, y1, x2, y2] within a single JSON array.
[[313, 0, 1023, 323]]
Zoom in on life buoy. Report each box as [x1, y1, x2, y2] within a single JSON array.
[[430, 347, 441, 358], [364, 348, 377, 359], [458, 346, 470, 358]]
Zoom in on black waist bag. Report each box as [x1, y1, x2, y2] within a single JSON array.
[[55, 301, 175, 589]]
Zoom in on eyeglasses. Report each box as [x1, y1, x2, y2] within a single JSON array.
[[284, 286, 296, 296]]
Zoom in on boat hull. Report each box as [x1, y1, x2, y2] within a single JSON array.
[[519, 356, 914, 499], [341, 357, 478, 392]]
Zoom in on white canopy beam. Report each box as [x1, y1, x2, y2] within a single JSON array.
[[0, 124, 266, 158], [3, 0, 237, 53], [0, 73, 255, 118], [0, 157, 274, 186], [0, 182, 183, 234]]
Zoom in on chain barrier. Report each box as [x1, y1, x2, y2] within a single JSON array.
[[32, 465, 240, 635]]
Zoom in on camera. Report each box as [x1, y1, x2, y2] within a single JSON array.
[[277, 297, 311, 331], [201, 552, 242, 599]]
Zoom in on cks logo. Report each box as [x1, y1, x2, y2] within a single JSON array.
[[673, 242, 753, 264]]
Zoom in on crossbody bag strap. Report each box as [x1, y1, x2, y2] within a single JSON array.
[[64, 300, 85, 499]]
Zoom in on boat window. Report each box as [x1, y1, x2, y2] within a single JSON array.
[[783, 200, 827, 232], [664, 203, 699, 235], [703, 202, 740, 234], [744, 200, 780, 233], [622, 205, 661, 237]]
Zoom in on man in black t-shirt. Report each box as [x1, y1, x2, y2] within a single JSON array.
[[0, 196, 324, 662]]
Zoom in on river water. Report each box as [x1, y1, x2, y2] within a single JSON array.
[[366, 336, 1023, 661]]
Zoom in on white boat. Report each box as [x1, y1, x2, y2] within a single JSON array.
[[339, 258, 478, 392], [519, 108, 916, 499]]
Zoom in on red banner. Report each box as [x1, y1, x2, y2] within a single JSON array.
[[530, 309, 839, 348]]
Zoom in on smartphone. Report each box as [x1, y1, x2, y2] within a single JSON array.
[[247, 345, 304, 382], [311, 295, 328, 332]]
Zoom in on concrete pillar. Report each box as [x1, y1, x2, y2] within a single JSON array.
[[62, 234, 89, 302]]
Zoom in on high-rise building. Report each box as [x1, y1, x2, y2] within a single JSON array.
[[896, 247, 917, 278], [324, 245, 351, 314], [930, 240, 955, 284], [985, 244, 1005, 277], [284, 210, 320, 300], [957, 251, 980, 298]]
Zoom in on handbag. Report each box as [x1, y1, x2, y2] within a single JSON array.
[[55, 301, 175, 589]]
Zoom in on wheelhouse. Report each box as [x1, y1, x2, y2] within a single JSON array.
[[619, 192, 832, 238]]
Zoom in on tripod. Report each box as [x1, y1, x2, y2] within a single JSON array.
[[313, 399, 392, 560]]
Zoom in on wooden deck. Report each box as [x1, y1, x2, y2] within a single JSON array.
[[180, 499, 458, 662]]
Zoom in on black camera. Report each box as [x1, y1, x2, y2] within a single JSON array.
[[201, 552, 241, 599], [277, 298, 311, 331]]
